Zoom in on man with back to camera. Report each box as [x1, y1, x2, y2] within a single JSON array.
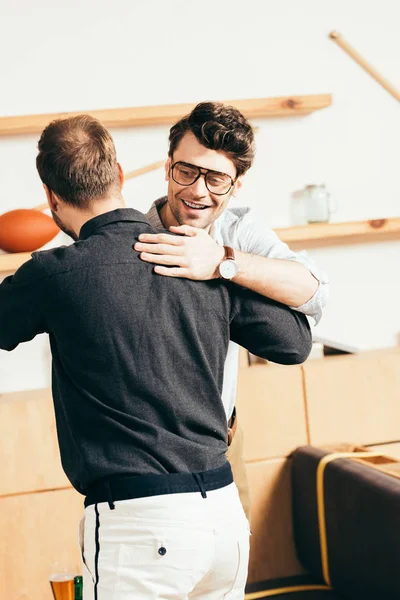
[[0, 115, 312, 599], [135, 101, 329, 516]]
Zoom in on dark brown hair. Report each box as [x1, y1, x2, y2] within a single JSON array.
[[168, 102, 255, 177], [36, 115, 120, 208]]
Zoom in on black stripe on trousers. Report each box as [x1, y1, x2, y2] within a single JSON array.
[[94, 503, 100, 600]]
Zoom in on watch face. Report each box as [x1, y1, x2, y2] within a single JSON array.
[[219, 259, 238, 280]]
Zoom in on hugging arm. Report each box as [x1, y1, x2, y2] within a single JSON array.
[[0, 258, 46, 351], [229, 286, 312, 365]]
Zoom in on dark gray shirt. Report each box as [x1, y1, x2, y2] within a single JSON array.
[[0, 209, 311, 495]]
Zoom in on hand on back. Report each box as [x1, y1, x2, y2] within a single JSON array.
[[134, 225, 225, 280]]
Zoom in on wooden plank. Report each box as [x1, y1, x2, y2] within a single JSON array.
[[0, 488, 83, 600], [236, 364, 307, 461], [0, 252, 32, 274], [246, 458, 306, 584], [0, 388, 69, 496], [276, 217, 400, 249], [368, 442, 400, 460], [303, 348, 400, 447], [329, 31, 400, 103], [0, 94, 332, 137]]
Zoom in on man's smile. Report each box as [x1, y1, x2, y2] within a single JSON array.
[[181, 198, 210, 210]]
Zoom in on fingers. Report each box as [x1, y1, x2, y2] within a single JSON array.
[[139, 252, 187, 267], [138, 233, 184, 245], [153, 266, 192, 278], [169, 225, 198, 237], [134, 242, 182, 255]]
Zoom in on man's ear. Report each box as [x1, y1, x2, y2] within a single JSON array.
[[232, 177, 243, 196], [164, 158, 171, 182], [117, 163, 125, 188], [43, 184, 58, 211]]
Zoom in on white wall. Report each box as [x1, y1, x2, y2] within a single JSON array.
[[0, 0, 399, 393]]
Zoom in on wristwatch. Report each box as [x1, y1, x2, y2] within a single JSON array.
[[219, 246, 238, 280]]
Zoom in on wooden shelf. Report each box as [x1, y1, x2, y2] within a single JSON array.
[[0, 252, 32, 273], [0, 94, 332, 137], [1, 217, 398, 275], [275, 217, 400, 250]]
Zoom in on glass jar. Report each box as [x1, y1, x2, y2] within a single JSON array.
[[301, 184, 336, 223]]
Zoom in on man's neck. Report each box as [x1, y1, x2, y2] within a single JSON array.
[[73, 197, 126, 237], [159, 201, 178, 229]]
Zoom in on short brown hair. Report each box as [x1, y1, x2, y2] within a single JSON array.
[[36, 115, 120, 208], [169, 102, 255, 177]]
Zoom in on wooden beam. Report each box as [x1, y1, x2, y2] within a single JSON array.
[[0, 252, 32, 274], [124, 159, 165, 181], [329, 31, 400, 103], [276, 217, 400, 249], [0, 94, 332, 137]]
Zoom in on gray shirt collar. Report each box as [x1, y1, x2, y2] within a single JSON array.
[[146, 197, 168, 229]]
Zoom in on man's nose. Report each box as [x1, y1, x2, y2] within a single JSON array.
[[189, 173, 208, 196]]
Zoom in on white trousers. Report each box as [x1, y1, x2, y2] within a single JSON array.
[[79, 482, 250, 599]]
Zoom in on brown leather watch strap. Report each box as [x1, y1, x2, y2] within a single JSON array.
[[223, 246, 235, 260]]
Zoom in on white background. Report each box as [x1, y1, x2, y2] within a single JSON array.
[[0, 0, 399, 392]]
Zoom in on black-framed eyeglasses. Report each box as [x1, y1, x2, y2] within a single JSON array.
[[170, 161, 237, 196]]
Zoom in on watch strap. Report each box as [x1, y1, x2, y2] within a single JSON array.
[[223, 246, 235, 261]]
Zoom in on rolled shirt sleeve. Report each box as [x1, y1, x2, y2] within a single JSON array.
[[212, 208, 329, 324]]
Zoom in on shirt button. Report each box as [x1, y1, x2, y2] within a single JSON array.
[[158, 546, 167, 556]]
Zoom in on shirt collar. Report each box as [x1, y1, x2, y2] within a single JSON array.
[[146, 196, 167, 229], [79, 208, 151, 240]]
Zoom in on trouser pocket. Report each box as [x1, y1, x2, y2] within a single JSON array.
[[78, 514, 95, 584]]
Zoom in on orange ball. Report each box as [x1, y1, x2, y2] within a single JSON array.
[[0, 209, 60, 253]]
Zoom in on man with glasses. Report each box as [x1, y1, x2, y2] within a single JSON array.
[[136, 101, 329, 518]]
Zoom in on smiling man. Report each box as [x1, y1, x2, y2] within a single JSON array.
[[136, 101, 329, 517], [159, 143, 237, 232]]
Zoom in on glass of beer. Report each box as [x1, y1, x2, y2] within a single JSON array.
[[49, 562, 77, 600]]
